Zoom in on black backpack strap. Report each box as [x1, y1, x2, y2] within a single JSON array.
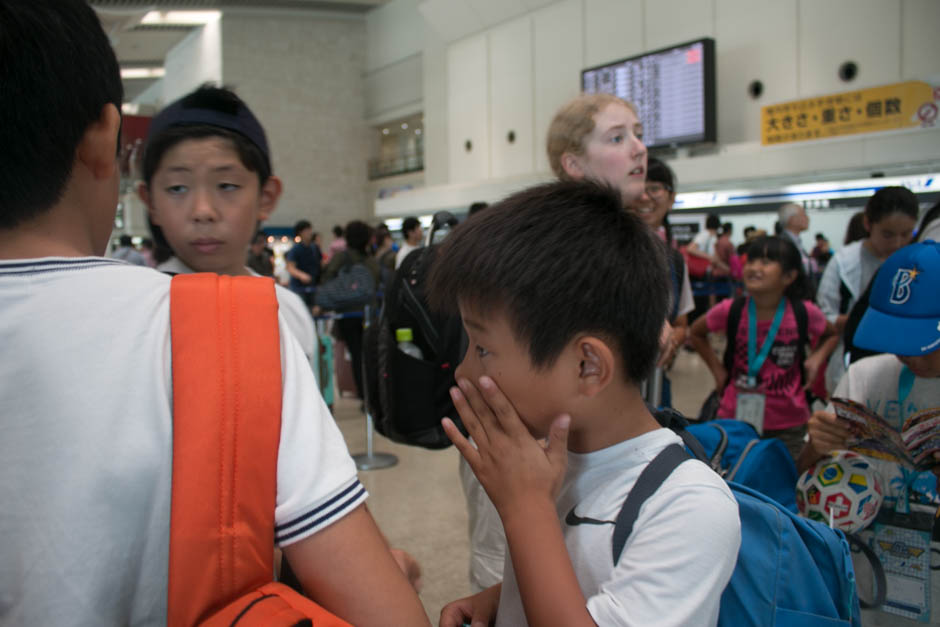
[[791, 298, 808, 386], [845, 533, 887, 609], [722, 296, 747, 377], [612, 443, 690, 563], [838, 279, 853, 315]]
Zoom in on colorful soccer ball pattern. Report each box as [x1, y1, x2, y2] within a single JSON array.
[[795, 450, 884, 533]]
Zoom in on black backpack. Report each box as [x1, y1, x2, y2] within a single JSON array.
[[700, 295, 812, 420], [363, 212, 467, 449]]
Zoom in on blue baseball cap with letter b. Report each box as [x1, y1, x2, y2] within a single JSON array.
[[854, 240, 940, 356]]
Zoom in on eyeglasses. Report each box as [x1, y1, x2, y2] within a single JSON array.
[[645, 183, 672, 196]]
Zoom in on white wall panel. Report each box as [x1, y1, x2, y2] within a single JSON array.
[[366, 0, 424, 71], [489, 17, 535, 177], [901, 0, 940, 80], [448, 34, 490, 182], [419, 0, 485, 42], [423, 28, 450, 185], [584, 0, 645, 68], [715, 0, 798, 144], [798, 0, 901, 97], [364, 54, 423, 121], [533, 0, 583, 174], [644, 0, 714, 52], [467, 0, 528, 28]]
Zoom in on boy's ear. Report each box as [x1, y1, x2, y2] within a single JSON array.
[[76, 103, 121, 181], [137, 181, 160, 225], [574, 336, 614, 397], [257, 175, 283, 222], [560, 152, 586, 181]]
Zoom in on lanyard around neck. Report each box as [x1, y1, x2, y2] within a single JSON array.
[[747, 298, 786, 386], [898, 365, 916, 407]]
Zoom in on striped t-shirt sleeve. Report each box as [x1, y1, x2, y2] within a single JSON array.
[[275, 477, 367, 545]]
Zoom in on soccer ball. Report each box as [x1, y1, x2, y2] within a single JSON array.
[[796, 450, 884, 533]]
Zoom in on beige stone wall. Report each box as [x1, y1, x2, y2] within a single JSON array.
[[221, 13, 370, 232]]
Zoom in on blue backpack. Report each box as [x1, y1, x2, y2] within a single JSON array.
[[683, 419, 799, 512], [613, 441, 866, 626]]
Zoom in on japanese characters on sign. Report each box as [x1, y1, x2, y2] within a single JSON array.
[[761, 81, 937, 146]]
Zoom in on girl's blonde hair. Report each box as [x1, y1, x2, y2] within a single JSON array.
[[546, 93, 638, 180]]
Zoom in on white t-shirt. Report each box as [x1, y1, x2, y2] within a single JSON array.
[[691, 230, 716, 256], [677, 261, 694, 317], [0, 258, 365, 625], [395, 242, 420, 269], [495, 428, 741, 627], [827, 354, 940, 510], [158, 257, 319, 384]]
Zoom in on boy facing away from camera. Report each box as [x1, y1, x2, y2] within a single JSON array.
[[429, 181, 741, 627], [0, 2, 427, 624]]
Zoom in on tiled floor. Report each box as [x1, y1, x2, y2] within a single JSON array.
[[332, 347, 716, 622]]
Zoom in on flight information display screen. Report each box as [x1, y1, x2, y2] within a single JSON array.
[[581, 38, 716, 149]]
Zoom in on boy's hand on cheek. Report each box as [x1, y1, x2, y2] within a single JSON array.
[[442, 376, 570, 519]]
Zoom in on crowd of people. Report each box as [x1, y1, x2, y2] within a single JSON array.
[[2, 2, 939, 626]]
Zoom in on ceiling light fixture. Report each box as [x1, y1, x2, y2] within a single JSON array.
[[140, 10, 221, 26], [120, 67, 166, 79]]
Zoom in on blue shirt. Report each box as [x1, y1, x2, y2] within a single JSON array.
[[286, 242, 321, 291]]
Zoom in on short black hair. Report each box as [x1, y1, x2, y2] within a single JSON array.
[[705, 213, 721, 230], [646, 156, 675, 192], [427, 181, 669, 384], [721, 222, 733, 235], [344, 220, 372, 253], [294, 220, 312, 237], [745, 235, 813, 301], [333, 225, 344, 237], [0, 0, 123, 229], [468, 202, 489, 216], [865, 186, 919, 224], [843, 211, 867, 245], [119, 234, 133, 247], [743, 226, 756, 237], [402, 217, 421, 235]]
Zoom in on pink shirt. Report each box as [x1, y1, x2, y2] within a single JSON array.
[[706, 297, 827, 430]]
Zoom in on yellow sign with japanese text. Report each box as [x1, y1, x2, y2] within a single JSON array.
[[761, 81, 939, 145]]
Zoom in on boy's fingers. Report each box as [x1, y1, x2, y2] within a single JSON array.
[[457, 378, 500, 435], [442, 417, 481, 468], [449, 386, 489, 449], [477, 376, 527, 437]]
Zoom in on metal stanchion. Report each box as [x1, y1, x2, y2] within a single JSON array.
[[349, 305, 397, 471]]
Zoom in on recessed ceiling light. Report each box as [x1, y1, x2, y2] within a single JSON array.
[[415, 128, 422, 135], [401, 123, 408, 130], [382, 128, 390, 135], [141, 10, 221, 26], [120, 67, 165, 79]]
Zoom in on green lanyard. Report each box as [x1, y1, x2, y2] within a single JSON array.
[[898, 365, 915, 407], [747, 298, 786, 388]]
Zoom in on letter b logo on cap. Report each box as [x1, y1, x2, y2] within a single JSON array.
[[889, 267, 917, 305]]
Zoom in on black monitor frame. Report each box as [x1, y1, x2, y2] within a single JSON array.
[[581, 37, 716, 150]]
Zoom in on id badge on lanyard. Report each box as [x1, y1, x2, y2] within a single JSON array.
[[735, 299, 786, 435]]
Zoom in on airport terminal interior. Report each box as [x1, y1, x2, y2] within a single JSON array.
[[17, 0, 940, 623]]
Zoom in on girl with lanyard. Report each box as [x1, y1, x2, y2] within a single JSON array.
[[690, 235, 839, 460]]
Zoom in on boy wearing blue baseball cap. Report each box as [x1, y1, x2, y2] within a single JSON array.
[[799, 240, 940, 500], [800, 239, 940, 627]]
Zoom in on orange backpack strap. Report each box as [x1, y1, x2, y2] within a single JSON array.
[[168, 273, 282, 624], [168, 274, 354, 627]]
